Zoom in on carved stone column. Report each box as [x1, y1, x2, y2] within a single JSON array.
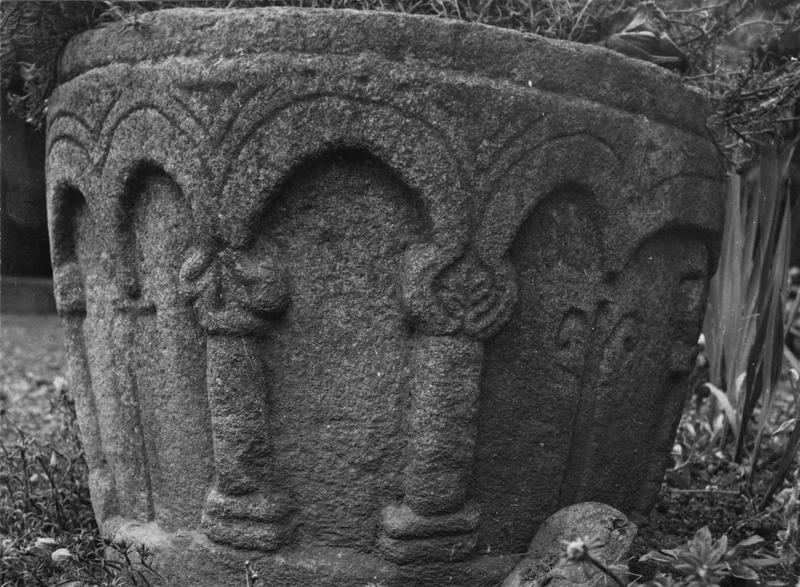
[[107, 295, 156, 521], [50, 185, 117, 519], [53, 259, 117, 520], [179, 243, 293, 550], [380, 245, 516, 562]]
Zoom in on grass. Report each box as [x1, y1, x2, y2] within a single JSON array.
[[0, 316, 164, 587], [628, 376, 800, 586], [0, 408, 164, 586]]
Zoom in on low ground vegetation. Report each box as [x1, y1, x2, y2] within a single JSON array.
[[0, 318, 164, 586]]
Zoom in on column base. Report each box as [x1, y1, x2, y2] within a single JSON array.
[[201, 487, 293, 550], [378, 501, 480, 563], [103, 517, 520, 587]]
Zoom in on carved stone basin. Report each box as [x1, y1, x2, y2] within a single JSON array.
[[47, 7, 724, 586]]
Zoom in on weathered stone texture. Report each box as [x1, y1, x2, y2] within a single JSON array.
[[47, 7, 724, 586], [502, 502, 637, 587]]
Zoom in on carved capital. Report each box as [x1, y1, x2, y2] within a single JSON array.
[[401, 245, 516, 340], [179, 243, 289, 335], [202, 487, 294, 551], [53, 262, 87, 318]]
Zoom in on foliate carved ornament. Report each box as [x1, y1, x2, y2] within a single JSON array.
[[179, 242, 289, 335], [381, 243, 517, 563], [53, 262, 88, 318], [400, 243, 517, 340]]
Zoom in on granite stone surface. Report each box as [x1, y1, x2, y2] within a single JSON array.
[[502, 502, 637, 587], [47, 7, 724, 585]]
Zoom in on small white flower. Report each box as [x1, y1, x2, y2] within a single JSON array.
[[49, 452, 58, 468], [697, 333, 706, 346], [53, 376, 68, 393], [564, 538, 587, 561], [51, 547, 72, 562], [790, 369, 799, 388]]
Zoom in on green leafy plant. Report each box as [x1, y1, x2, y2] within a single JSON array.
[[758, 369, 800, 511], [563, 526, 779, 587], [639, 526, 768, 586], [702, 139, 798, 493]]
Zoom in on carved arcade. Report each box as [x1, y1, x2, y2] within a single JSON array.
[[46, 8, 724, 586]]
